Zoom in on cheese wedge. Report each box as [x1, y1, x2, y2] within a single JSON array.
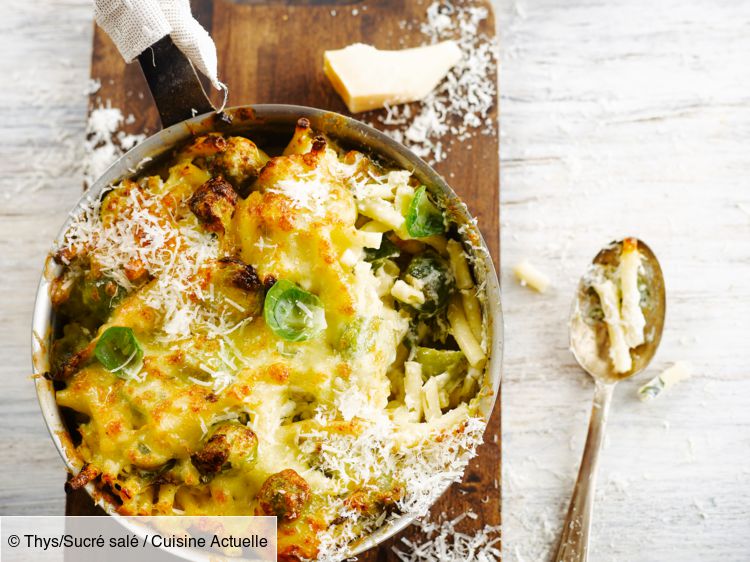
[[323, 42, 462, 113]]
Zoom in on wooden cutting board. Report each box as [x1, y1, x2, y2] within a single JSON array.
[[71, 0, 500, 558]]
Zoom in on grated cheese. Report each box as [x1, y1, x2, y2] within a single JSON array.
[[392, 511, 501, 562], [309, 412, 486, 561], [266, 174, 330, 217], [59, 187, 243, 341], [58, 183, 254, 392], [254, 235, 277, 252], [84, 101, 146, 188], [223, 297, 247, 313], [368, 1, 498, 164], [187, 377, 213, 388]]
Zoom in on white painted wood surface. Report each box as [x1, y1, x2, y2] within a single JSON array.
[[498, 1, 750, 560], [0, 1, 748, 561]]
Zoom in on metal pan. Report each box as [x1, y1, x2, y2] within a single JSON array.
[[31, 37, 502, 558]]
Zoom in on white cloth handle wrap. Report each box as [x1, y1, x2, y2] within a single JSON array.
[[94, 0, 223, 91]]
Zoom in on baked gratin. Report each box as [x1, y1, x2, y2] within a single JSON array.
[[48, 118, 491, 560]]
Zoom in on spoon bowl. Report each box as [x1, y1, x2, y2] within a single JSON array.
[[570, 239, 666, 382], [555, 238, 666, 562]]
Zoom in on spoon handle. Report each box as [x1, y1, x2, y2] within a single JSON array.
[[554, 381, 616, 562]]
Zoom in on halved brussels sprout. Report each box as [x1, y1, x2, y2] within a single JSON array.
[[415, 347, 467, 378], [263, 280, 326, 342], [256, 468, 311, 521], [404, 251, 455, 316], [191, 421, 259, 475], [94, 326, 143, 380], [405, 186, 445, 238], [364, 236, 400, 269]]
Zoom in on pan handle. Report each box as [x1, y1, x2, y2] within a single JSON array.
[[137, 35, 215, 129]]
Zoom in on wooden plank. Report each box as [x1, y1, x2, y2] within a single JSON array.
[[74, 0, 500, 558]]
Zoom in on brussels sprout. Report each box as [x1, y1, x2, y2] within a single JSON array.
[[364, 237, 400, 270], [94, 326, 143, 380], [210, 136, 270, 194], [188, 176, 238, 234], [404, 251, 455, 316], [415, 347, 467, 378], [191, 422, 259, 475], [343, 484, 404, 517], [337, 317, 375, 358], [128, 442, 173, 472], [264, 280, 326, 342], [256, 469, 311, 521], [405, 186, 445, 238], [50, 323, 93, 379], [57, 274, 124, 327], [81, 277, 125, 320], [212, 258, 265, 320]]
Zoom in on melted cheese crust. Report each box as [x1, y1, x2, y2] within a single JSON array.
[[51, 123, 488, 560]]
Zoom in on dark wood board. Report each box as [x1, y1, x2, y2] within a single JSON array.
[[73, 0, 501, 558]]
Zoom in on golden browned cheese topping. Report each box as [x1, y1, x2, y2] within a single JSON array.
[[50, 119, 490, 560]]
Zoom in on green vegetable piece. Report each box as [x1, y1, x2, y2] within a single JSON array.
[[416, 347, 467, 378], [364, 237, 400, 269], [57, 275, 124, 330], [81, 277, 125, 322], [191, 422, 259, 475], [94, 326, 144, 379], [638, 377, 665, 401], [405, 186, 445, 238], [257, 469, 311, 521], [337, 317, 375, 358], [50, 323, 92, 378], [264, 280, 326, 342], [404, 251, 455, 316]]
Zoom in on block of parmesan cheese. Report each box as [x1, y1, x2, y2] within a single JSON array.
[[323, 42, 462, 113]]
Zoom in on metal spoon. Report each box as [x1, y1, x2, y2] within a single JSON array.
[[554, 238, 666, 562]]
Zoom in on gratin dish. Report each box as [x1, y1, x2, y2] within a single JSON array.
[[31, 38, 502, 559]]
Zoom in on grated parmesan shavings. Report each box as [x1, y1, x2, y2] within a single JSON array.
[[84, 101, 146, 188], [58, 182, 251, 392], [310, 412, 487, 561], [367, 1, 498, 164], [267, 174, 331, 217], [392, 511, 501, 562]]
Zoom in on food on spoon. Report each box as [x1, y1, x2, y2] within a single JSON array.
[[323, 42, 462, 113], [638, 361, 692, 401], [619, 238, 647, 347], [588, 238, 648, 373], [48, 119, 491, 559], [591, 278, 631, 373], [513, 259, 550, 293]]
